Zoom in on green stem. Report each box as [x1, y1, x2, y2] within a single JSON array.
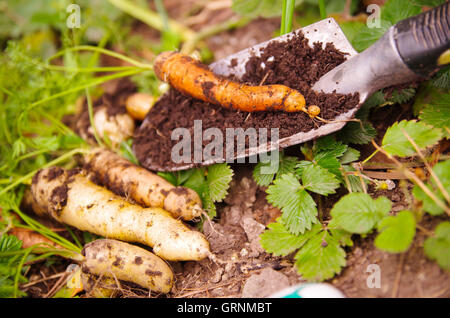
[[47, 46, 152, 69], [85, 88, 104, 147], [280, 0, 296, 35], [318, 0, 326, 19]]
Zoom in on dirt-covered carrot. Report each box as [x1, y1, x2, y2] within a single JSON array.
[[154, 51, 318, 115], [84, 148, 202, 221], [81, 239, 173, 294], [30, 167, 210, 261]]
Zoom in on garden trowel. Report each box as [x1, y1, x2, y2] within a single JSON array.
[[139, 2, 449, 171]]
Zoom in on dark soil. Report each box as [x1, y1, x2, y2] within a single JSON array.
[[133, 31, 360, 171]]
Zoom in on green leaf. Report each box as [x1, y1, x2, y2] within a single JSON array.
[[157, 172, 178, 186], [183, 168, 207, 197], [382, 120, 443, 157], [386, 87, 416, 104], [267, 174, 318, 235], [381, 0, 422, 24], [336, 121, 377, 145], [431, 65, 450, 90], [330, 193, 392, 234], [412, 160, 450, 216], [260, 219, 319, 256], [424, 221, 450, 271], [302, 165, 340, 196], [352, 20, 392, 52], [206, 163, 234, 202], [294, 230, 346, 281], [253, 151, 300, 186], [340, 147, 360, 164], [375, 211, 416, 253], [419, 93, 450, 138], [314, 136, 348, 158]]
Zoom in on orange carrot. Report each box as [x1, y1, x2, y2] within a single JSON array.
[[154, 52, 318, 115]]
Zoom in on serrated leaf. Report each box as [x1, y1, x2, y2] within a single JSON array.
[[340, 148, 360, 164], [330, 229, 354, 247], [336, 121, 377, 145], [207, 163, 233, 202], [330, 193, 392, 234], [424, 221, 450, 271], [183, 168, 207, 197], [352, 20, 392, 52], [302, 165, 340, 196], [431, 65, 450, 90], [387, 87, 416, 104], [375, 211, 416, 253], [294, 230, 346, 281], [382, 120, 443, 157], [381, 0, 422, 24], [267, 174, 318, 235], [259, 220, 320, 256], [253, 152, 300, 186], [419, 93, 450, 138], [294, 161, 313, 178], [314, 136, 348, 158], [412, 160, 450, 216]]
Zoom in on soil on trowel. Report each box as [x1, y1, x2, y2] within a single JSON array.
[[133, 30, 360, 171]]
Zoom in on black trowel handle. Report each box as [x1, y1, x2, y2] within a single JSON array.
[[394, 2, 450, 77]]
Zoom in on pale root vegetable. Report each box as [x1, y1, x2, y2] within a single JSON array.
[[154, 51, 319, 116], [30, 167, 210, 261], [125, 92, 155, 121], [81, 239, 173, 294], [76, 105, 135, 146], [84, 148, 202, 221], [80, 271, 117, 298]]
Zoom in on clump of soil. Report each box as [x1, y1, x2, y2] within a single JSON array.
[[133, 31, 360, 171]]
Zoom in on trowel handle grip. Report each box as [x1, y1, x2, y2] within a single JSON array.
[[394, 2, 450, 77]]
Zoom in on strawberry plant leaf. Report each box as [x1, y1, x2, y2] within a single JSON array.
[[294, 230, 346, 281], [424, 221, 450, 271], [207, 163, 233, 202], [267, 174, 318, 235], [352, 19, 392, 52], [336, 121, 377, 145], [302, 165, 340, 196], [412, 160, 450, 216], [381, 0, 421, 24], [259, 219, 320, 256], [330, 193, 392, 234], [382, 120, 443, 157], [419, 93, 450, 138], [386, 87, 416, 104], [314, 136, 348, 158], [253, 151, 300, 186], [339, 147, 360, 164], [375, 210, 416, 253], [431, 65, 450, 90]]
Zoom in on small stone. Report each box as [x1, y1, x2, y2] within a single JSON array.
[[242, 268, 290, 298]]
